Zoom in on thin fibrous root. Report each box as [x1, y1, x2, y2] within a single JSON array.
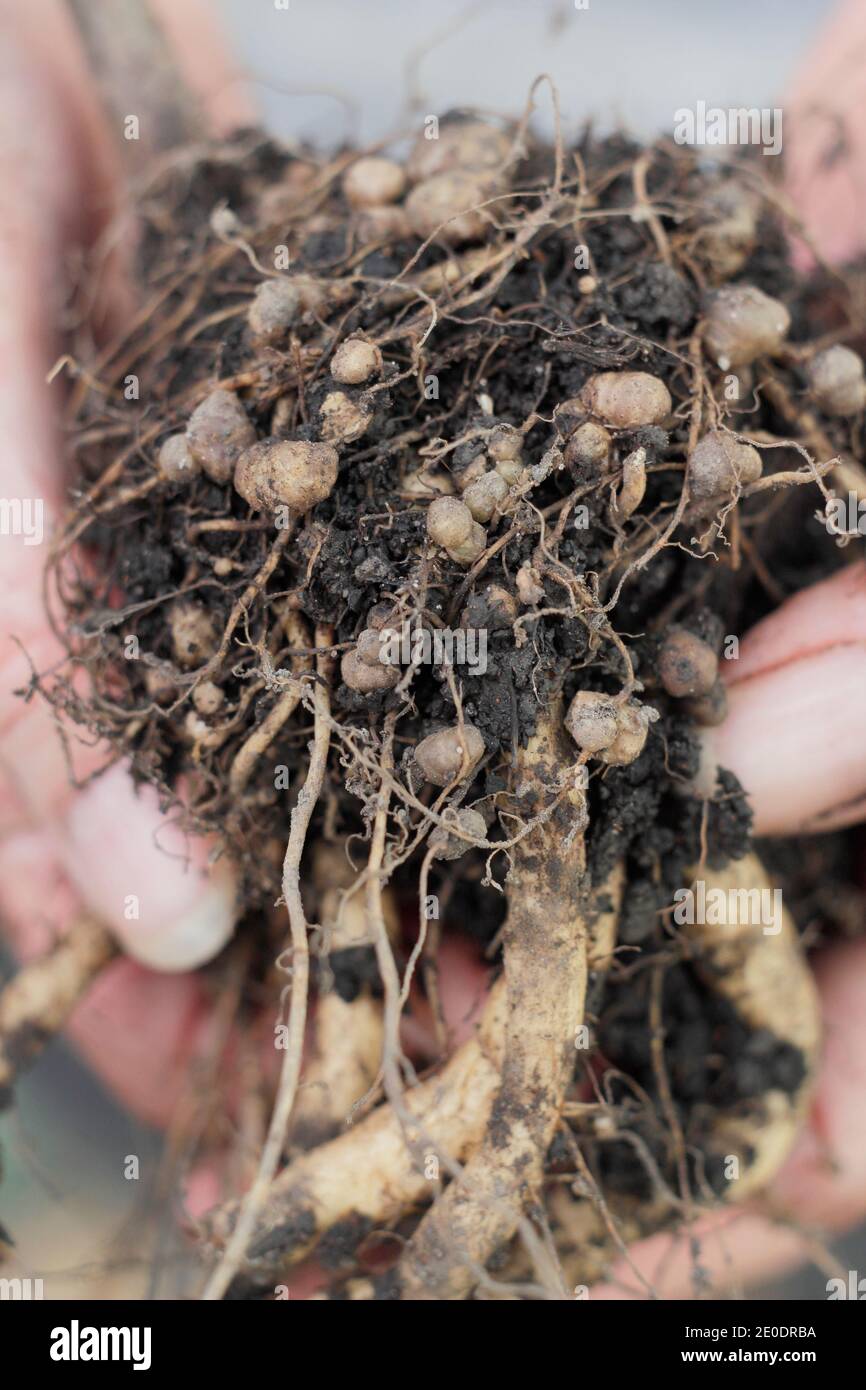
[[228, 610, 312, 798], [0, 915, 116, 1106], [201, 625, 333, 1301], [393, 706, 590, 1300], [290, 842, 398, 1149]]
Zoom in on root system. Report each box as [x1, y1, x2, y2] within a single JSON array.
[[14, 94, 866, 1298]]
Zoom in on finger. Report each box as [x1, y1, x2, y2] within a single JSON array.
[[591, 938, 866, 1298], [0, 2, 238, 968], [704, 644, 866, 836], [148, 0, 255, 135], [785, 0, 866, 265], [62, 763, 238, 971], [401, 933, 492, 1060], [693, 564, 866, 835], [0, 7, 122, 832], [0, 827, 211, 1126]]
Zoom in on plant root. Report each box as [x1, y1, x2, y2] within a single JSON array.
[[0, 916, 116, 1106], [204, 979, 509, 1285], [682, 852, 821, 1202], [510, 853, 822, 1295], [291, 842, 398, 1148], [201, 625, 333, 1300], [291, 992, 384, 1151], [205, 849, 623, 1291], [393, 708, 590, 1299], [39, 110, 858, 1302]]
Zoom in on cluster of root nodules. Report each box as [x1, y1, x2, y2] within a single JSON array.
[[44, 112, 862, 1298]]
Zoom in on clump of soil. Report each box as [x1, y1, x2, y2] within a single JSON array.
[[32, 108, 866, 1299]]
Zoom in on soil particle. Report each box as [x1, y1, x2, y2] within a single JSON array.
[[317, 1213, 375, 1269], [324, 946, 383, 1003], [245, 1206, 317, 1263]]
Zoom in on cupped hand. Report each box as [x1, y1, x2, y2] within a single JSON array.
[[0, 0, 249, 1125], [1, 0, 864, 1298]]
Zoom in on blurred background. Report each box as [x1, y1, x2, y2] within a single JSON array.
[[1, 0, 859, 1300], [217, 0, 829, 151]]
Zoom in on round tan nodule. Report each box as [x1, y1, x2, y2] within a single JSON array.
[[186, 388, 256, 485], [343, 156, 406, 209], [415, 723, 485, 786], [234, 439, 339, 513], [703, 284, 790, 369], [405, 172, 490, 245], [580, 372, 672, 428]]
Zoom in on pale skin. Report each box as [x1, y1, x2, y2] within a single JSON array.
[[1, 0, 865, 1297]]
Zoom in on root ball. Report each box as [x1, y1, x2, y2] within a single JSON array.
[[463, 469, 508, 522], [330, 338, 382, 385], [658, 626, 719, 698], [427, 495, 487, 563], [170, 601, 219, 669], [564, 690, 619, 753], [193, 680, 226, 716], [430, 807, 488, 860], [487, 423, 523, 463], [342, 156, 406, 208], [341, 648, 400, 693], [564, 420, 611, 468], [405, 172, 490, 245], [682, 676, 728, 727], [247, 279, 302, 345], [407, 119, 510, 182], [157, 434, 199, 483], [319, 391, 372, 443], [599, 700, 654, 766]]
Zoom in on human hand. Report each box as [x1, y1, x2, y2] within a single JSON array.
[[0, 0, 250, 1126], [1, 0, 864, 1301]]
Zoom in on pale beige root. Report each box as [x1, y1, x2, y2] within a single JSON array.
[[682, 851, 821, 1201], [0, 915, 116, 1100], [228, 611, 312, 797], [547, 1186, 664, 1291], [201, 627, 333, 1301], [291, 843, 398, 1148], [587, 861, 624, 973], [203, 829, 616, 1286], [394, 709, 590, 1300], [291, 993, 385, 1149], [502, 854, 820, 1293], [205, 980, 508, 1277], [204, 851, 620, 1287]]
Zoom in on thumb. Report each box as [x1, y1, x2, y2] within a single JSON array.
[[785, 0, 866, 265], [693, 563, 866, 835], [62, 763, 238, 972]]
